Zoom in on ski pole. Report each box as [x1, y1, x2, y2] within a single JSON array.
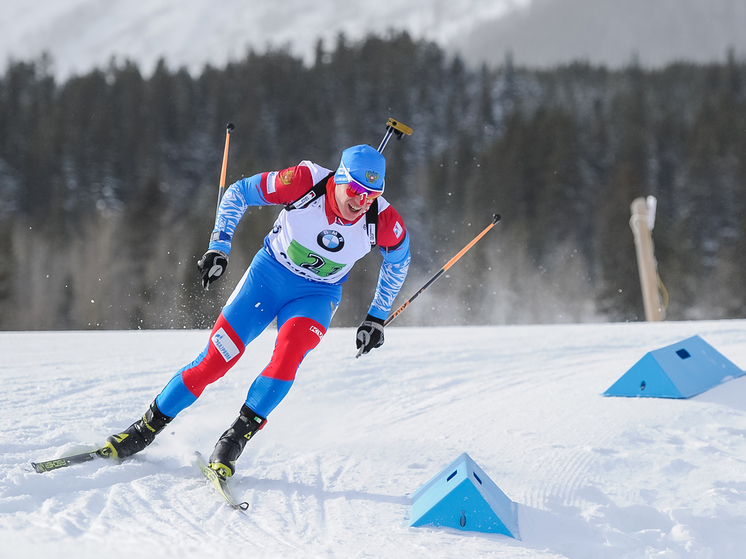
[[356, 213, 501, 358], [215, 123, 235, 219], [386, 213, 501, 326]]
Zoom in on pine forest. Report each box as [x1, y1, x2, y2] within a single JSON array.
[[0, 32, 745, 330]]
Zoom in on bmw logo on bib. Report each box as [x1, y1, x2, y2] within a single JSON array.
[[318, 230, 345, 252]]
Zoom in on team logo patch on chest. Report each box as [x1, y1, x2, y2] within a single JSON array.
[[317, 230, 345, 252]]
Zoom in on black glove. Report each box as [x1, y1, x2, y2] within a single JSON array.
[[356, 314, 385, 355], [197, 250, 228, 290]]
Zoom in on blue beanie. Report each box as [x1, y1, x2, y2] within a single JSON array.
[[334, 144, 386, 192]]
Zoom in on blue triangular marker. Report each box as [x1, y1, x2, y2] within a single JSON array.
[[604, 335, 744, 399], [410, 453, 519, 538]]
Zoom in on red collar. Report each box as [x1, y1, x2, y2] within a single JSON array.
[[324, 178, 365, 225]]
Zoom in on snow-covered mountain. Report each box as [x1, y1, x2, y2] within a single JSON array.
[[0, 0, 523, 79], [2, 320, 745, 558], [2, 0, 745, 81], [454, 0, 746, 69]]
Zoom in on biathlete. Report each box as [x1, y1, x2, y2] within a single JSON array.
[[100, 144, 411, 478]]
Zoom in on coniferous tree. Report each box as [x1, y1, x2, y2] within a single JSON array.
[[1, 37, 746, 329]]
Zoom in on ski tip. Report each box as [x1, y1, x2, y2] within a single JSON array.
[[194, 450, 209, 466]]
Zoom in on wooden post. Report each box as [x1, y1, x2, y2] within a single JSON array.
[[630, 198, 664, 321]]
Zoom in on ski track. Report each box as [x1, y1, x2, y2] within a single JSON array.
[[1, 321, 746, 558]]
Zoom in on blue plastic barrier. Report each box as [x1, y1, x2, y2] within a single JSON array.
[[409, 452, 519, 538], [604, 335, 744, 399]]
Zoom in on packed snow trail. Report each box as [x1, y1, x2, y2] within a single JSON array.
[[1, 320, 745, 558]]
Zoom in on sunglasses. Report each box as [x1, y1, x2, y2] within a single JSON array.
[[346, 183, 383, 202], [338, 161, 384, 201]]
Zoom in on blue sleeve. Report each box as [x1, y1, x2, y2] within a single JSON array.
[[207, 174, 270, 255], [367, 233, 411, 321]]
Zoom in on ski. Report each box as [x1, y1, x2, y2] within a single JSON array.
[[194, 451, 249, 511], [32, 448, 109, 473]]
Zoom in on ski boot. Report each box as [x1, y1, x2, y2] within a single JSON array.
[[208, 405, 266, 478], [100, 400, 173, 459]]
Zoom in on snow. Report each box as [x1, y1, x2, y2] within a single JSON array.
[[2, 319, 746, 558]]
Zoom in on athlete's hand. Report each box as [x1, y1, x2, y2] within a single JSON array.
[[197, 250, 228, 290], [356, 314, 385, 355]]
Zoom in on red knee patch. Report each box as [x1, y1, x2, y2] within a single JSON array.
[[182, 314, 245, 397], [261, 317, 326, 382]]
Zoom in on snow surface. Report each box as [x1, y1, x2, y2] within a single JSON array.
[[2, 319, 746, 558]]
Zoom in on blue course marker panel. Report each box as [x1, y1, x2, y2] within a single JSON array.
[[409, 453, 519, 538], [604, 335, 744, 399]]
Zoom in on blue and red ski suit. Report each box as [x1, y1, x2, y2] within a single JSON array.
[[155, 160, 410, 420]]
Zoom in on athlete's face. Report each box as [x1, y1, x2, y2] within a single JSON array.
[[334, 181, 374, 221]]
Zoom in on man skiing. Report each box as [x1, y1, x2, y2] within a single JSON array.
[[100, 144, 411, 478]]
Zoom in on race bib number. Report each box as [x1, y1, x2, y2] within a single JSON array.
[[287, 240, 346, 278]]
